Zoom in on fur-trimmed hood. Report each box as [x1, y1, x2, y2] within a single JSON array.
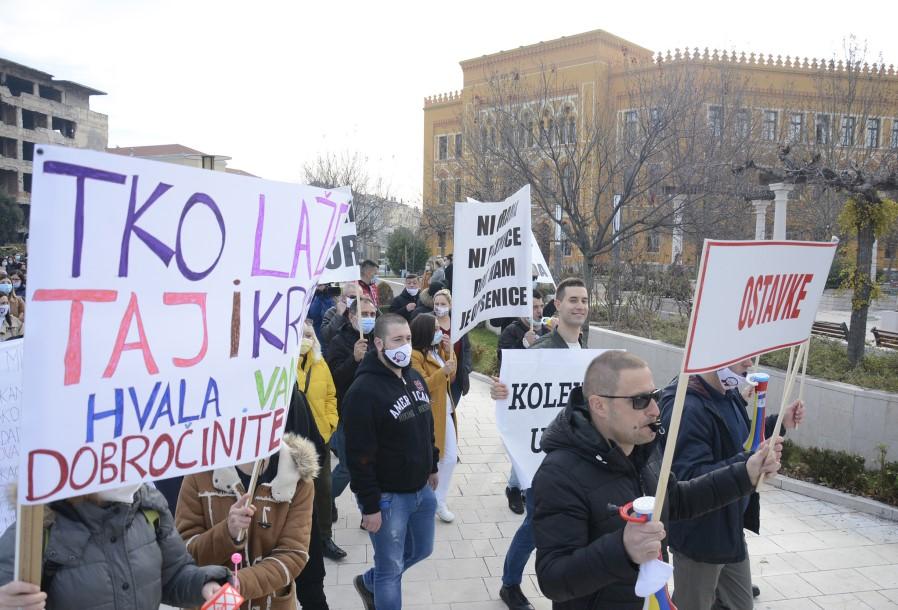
[[211, 433, 320, 502]]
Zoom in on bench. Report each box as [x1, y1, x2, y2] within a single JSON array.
[[811, 321, 849, 341], [872, 327, 898, 349]]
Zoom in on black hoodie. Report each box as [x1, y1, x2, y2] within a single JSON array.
[[531, 387, 754, 610], [342, 349, 439, 514]]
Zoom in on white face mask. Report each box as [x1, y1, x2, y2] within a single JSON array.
[[432, 330, 443, 345], [96, 483, 142, 504], [434, 305, 450, 318], [406, 288, 419, 296], [300, 337, 314, 354], [717, 367, 752, 393], [384, 343, 412, 367], [0, 305, 8, 317], [345, 297, 355, 309]]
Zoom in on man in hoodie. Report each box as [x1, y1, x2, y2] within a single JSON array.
[[389, 274, 421, 321], [343, 313, 439, 610], [659, 359, 804, 609], [531, 351, 783, 610]]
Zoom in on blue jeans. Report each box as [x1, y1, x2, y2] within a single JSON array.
[[508, 467, 520, 490], [361, 485, 437, 609], [330, 423, 351, 500], [502, 489, 534, 586]]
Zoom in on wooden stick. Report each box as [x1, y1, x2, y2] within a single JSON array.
[[236, 459, 264, 543], [357, 288, 364, 340], [14, 504, 44, 585], [651, 373, 690, 520], [798, 338, 810, 403], [758, 340, 806, 488]]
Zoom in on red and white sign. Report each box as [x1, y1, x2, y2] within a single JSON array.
[[683, 240, 837, 374]]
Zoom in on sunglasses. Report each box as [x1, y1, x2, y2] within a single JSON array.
[[596, 388, 662, 410]]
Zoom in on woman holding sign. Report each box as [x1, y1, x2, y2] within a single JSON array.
[[432, 290, 472, 406], [410, 313, 458, 523]]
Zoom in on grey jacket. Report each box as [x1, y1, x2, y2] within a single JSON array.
[[530, 327, 584, 350], [0, 485, 228, 610], [320, 305, 349, 346]]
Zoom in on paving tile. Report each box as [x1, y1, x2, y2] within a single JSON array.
[[764, 573, 822, 598], [858, 564, 898, 588], [800, 568, 880, 595], [810, 593, 874, 609], [430, 577, 492, 603]]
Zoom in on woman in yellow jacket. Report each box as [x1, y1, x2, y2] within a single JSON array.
[[410, 313, 458, 523], [297, 320, 344, 559]]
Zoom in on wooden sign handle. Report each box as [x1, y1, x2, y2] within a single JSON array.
[[15, 504, 44, 586]]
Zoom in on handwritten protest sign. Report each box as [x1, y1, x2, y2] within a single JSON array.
[[20, 146, 350, 504], [452, 185, 532, 341], [319, 194, 360, 284], [683, 240, 837, 373], [531, 233, 554, 286], [495, 348, 608, 489], [0, 339, 22, 530]]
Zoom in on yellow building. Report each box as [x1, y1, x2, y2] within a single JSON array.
[[423, 29, 898, 274]]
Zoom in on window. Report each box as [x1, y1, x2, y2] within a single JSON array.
[[891, 119, 898, 149], [438, 179, 447, 205], [816, 114, 831, 144], [480, 125, 488, 150], [541, 117, 554, 146], [23, 173, 32, 194], [562, 238, 573, 257], [762, 110, 778, 141], [647, 231, 660, 253], [567, 116, 576, 144], [438, 135, 447, 160], [22, 141, 34, 162], [455, 134, 462, 158], [454, 179, 462, 202], [735, 109, 750, 138], [708, 106, 723, 138], [561, 165, 574, 200], [650, 107, 662, 129], [623, 110, 638, 144], [437, 231, 446, 250], [21, 109, 47, 131], [201, 155, 215, 170], [0, 137, 16, 159], [841, 116, 856, 147], [866, 118, 880, 148], [788, 113, 804, 142]]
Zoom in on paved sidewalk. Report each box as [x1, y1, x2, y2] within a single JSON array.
[[323, 376, 898, 610]]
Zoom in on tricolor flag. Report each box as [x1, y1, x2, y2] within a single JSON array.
[[644, 586, 676, 610], [743, 372, 769, 452]]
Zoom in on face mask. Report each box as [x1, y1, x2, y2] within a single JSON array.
[[12, 281, 20, 288], [531, 317, 543, 328], [407, 288, 419, 296], [359, 317, 376, 334], [0, 305, 8, 317], [372, 275, 380, 284], [345, 297, 355, 309], [300, 337, 314, 354], [383, 343, 412, 367], [96, 483, 142, 504], [434, 306, 450, 318], [432, 330, 443, 345], [0, 284, 10, 295], [717, 367, 752, 393]]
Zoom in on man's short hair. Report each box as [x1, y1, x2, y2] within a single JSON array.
[[360, 259, 378, 271], [374, 313, 409, 340], [532, 288, 544, 301], [583, 351, 648, 398], [405, 273, 419, 281], [555, 277, 586, 301], [346, 296, 376, 318]]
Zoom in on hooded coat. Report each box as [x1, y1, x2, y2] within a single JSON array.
[[175, 434, 319, 610], [0, 485, 228, 610], [532, 387, 755, 610], [297, 350, 338, 443], [411, 345, 457, 459]]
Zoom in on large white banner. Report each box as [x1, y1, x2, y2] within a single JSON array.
[[319, 195, 360, 284], [496, 348, 608, 489], [0, 340, 22, 530], [684, 240, 837, 374], [452, 185, 532, 341], [531, 234, 554, 286], [21, 146, 350, 504]]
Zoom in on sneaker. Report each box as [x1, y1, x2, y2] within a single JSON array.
[[506, 486, 525, 515], [353, 575, 376, 610], [322, 538, 347, 560], [499, 584, 534, 610], [436, 503, 455, 523], [752, 583, 760, 598]]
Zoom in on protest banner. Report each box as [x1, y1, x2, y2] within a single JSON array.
[[452, 185, 532, 341], [19, 145, 351, 505], [0, 339, 22, 531], [319, 193, 360, 284], [652, 239, 837, 518], [495, 348, 608, 489], [531, 233, 554, 286]]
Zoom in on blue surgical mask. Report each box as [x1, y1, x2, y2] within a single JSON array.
[[432, 330, 443, 346], [359, 317, 376, 334], [372, 275, 380, 284], [0, 284, 11, 295]]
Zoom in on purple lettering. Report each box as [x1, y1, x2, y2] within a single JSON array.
[[119, 177, 175, 277], [175, 193, 226, 281]]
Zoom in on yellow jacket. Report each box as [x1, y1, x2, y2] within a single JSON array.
[[411, 346, 457, 459], [297, 352, 338, 443]]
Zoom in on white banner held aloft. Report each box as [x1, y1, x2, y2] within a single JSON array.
[[531, 233, 554, 286], [683, 240, 837, 374], [495, 348, 609, 489], [20, 146, 350, 504], [319, 194, 360, 284], [452, 185, 532, 341], [0, 339, 22, 531]]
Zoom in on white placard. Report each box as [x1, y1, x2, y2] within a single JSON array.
[[20, 146, 350, 503], [0, 340, 22, 530], [452, 185, 532, 341], [495, 348, 608, 489], [684, 240, 837, 374], [319, 194, 360, 284], [531, 234, 554, 285]]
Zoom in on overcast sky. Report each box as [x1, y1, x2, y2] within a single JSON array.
[[3, 0, 897, 206]]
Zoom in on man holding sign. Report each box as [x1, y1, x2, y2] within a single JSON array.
[[531, 351, 783, 610]]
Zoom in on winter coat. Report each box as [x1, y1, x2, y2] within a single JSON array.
[[389, 289, 420, 321], [176, 434, 319, 610], [411, 346, 457, 459], [325, 322, 375, 412], [410, 287, 435, 320], [308, 293, 335, 342], [0, 315, 22, 341], [359, 279, 378, 307], [530, 326, 583, 350], [659, 375, 780, 564], [531, 387, 755, 610], [0, 485, 229, 610], [343, 350, 438, 515], [297, 351, 338, 442], [319, 305, 348, 350], [497, 319, 549, 367]]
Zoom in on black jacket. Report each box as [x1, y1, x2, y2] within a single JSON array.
[[660, 375, 779, 564], [532, 387, 754, 610], [324, 322, 375, 413], [342, 350, 439, 514], [389, 290, 420, 321], [497, 319, 549, 367], [530, 326, 583, 350]]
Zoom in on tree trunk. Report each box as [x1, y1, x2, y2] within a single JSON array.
[[847, 219, 876, 366], [582, 258, 595, 344]]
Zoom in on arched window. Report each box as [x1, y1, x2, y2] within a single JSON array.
[[561, 164, 574, 200], [567, 115, 576, 144], [438, 178, 448, 205]]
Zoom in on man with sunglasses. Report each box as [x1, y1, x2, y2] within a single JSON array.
[[659, 358, 804, 610], [530, 351, 783, 610]]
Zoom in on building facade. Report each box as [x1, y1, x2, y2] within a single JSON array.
[[0, 57, 108, 226], [423, 29, 898, 273]]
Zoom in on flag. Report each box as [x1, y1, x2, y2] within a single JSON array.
[[743, 372, 769, 452], [643, 585, 676, 610]]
